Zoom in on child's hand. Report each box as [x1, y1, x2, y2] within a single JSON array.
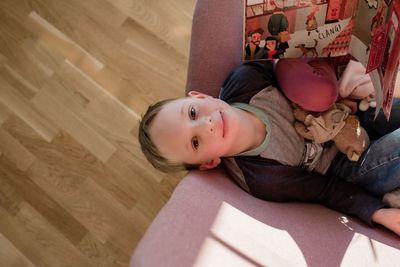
[[372, 208, 400, 236]]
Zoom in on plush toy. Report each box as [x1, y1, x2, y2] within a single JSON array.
[[293, 104, 400, 207], [293, 103, 370, 161], [338, 60, 377, 112]]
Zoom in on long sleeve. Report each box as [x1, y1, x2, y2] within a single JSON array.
[[234, 156, 387, 225]]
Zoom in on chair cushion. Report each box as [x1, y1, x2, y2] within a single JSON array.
[[131, 168, 400, 266]]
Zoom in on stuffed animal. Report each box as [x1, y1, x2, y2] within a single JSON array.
[[293, 103, 370, 161], [338, 60, 377, 112], [293, 104, 400, 207]]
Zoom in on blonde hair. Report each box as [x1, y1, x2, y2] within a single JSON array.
[[138, 98, 199, 172]]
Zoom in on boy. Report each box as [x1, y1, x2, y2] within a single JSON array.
[[139, 59, 400, 236]]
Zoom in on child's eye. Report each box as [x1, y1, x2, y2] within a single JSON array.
[[191, 137, 199, 150], [189, 106, 196, 120]]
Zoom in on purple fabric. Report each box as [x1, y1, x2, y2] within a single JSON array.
[[185, 0, 244, 97], [131, 169, 400, 267]]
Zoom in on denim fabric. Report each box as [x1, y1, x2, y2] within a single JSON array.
[[329, 100, 400, 196]]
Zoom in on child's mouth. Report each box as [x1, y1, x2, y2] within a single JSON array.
[[220, 111, 226, 138]]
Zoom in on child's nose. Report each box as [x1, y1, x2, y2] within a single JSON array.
[[204, 116, 214, 133], [195, 115, 214, 134]]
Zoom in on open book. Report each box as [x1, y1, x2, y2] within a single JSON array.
[[244, 0, 400, 119]]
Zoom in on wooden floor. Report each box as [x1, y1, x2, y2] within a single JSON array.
[[0, 0, 195, 266]]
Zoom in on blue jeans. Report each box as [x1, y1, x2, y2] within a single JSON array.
[[328, 99, 400, 196]]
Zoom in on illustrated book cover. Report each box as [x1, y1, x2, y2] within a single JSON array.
[[244, 0, 400, 119]]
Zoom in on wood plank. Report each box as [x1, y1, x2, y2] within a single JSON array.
[[0, 101, 11, 126], [0, 128, 36, 171], [0, 52, 7, 65], [0, 0, 195, 265], [173, 0, 197, 18], [0, 233, 37, 267], [40, 70, 92, 111], [20, 37, 66, 77], [27, 158, 142, 246], [29, 0, 128, 48], [0, 203, 95, 267], [19, 43, 55, 78], [92, 66, 154, 114], [2, 125, 145, 256], [109, 0, 192, 56], [24, 8, 160, 114], [25, 1, 129, 76], [26, 11, 104, 78], [91, 48, 185, 105], [47, 60, 140, 129], [31, 89, 116, 162], [0, 8, 53, 88], [1, 64, 39, 100], [0, 172, 24, 216], [56, 60, 102, 105], [68, 0, 128, 29], [85, 92, 138, 134], [77, 233, 118, 267], [1, 120, 141, 247], [25, 2, 186, 112], [4, 116, 138, 210], [0, 155, 88, 246], [0, 6, 32, 49], [0, 77, 59, 142], [121, 18, 188, 82], [121, 38, 187, 98], [106, 149, 172, 216], [0, 0, 32, 21]]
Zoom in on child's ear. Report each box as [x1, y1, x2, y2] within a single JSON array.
[[188, 91, 209, 99], [198, 158, 221, 171]]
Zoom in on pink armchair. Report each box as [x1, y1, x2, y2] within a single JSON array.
[[130, 1, 400, 266]]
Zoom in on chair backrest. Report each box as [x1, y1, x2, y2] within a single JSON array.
[[186, 0, 244, 97]]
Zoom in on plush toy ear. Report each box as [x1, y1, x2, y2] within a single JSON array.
[[347, 150, 360, 161], [345, 115, 360, 129], [294, 122, 314, 140], [293, 107, 309, 122]]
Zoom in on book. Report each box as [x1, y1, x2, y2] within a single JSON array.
[[244, 0, 400, 119]]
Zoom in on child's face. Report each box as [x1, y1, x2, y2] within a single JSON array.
[[149, 91, 241, 170], [266, 40, 276, 50]]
